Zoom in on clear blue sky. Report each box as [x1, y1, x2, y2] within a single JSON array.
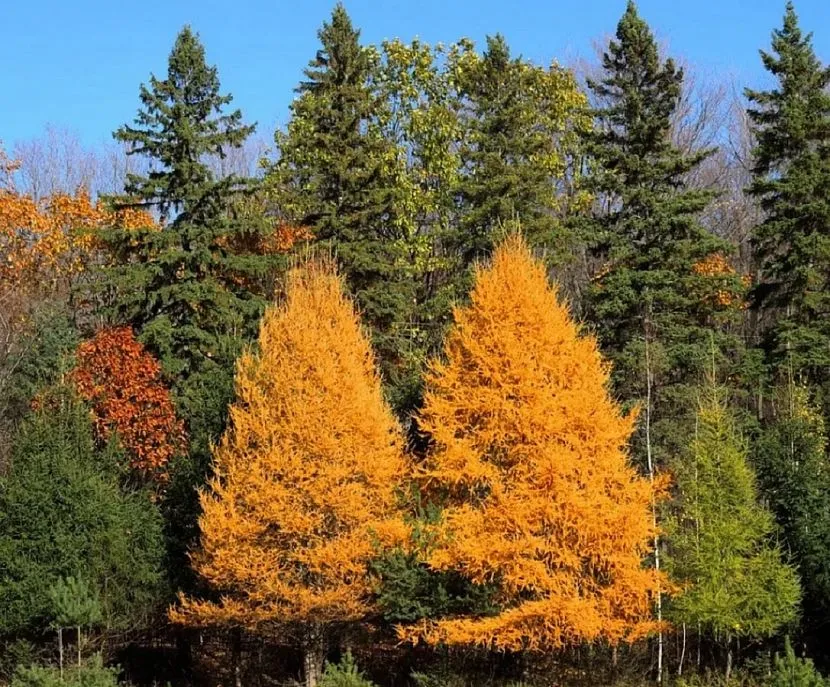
[[3, 0, 830, 148]]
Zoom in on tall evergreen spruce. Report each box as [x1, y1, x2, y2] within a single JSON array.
[[106, 27, 270, 447], [582, 1, 739, 466], [269, 5, 417, 413], [455, 35, 587, 267], [746, 2, 830, 399], [104, 27, 273, 585]]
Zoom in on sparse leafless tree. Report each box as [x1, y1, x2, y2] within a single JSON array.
[[204, 133, 271, 180], [12, 126, 98, 200], [10, 125, 155, 200]]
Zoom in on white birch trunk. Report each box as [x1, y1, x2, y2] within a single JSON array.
[[644, 310, 663, 684]]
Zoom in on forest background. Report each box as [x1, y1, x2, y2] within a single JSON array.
[[3, 1, 830, 687]]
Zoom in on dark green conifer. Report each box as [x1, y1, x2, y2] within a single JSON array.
[[103, 27, 276, 589], [755, 385, 830, 659], [581, 1, 740, 465], [746, 2, 830, 395], [105, 26, 271, 450], [455, 35, 584, 264], [0, 391, 165, 636], [268, 4, 417, 412]]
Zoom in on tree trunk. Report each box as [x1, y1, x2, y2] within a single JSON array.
[[697, 622, 701, 669], [77, 625, 82, 667], [58, 627, 64, 680], [725, 638, 733, 682], [678, 622, 686, 677], [303, 625, 325, 687], [232, 627, 242, 687], [644, 309, 663, 685]]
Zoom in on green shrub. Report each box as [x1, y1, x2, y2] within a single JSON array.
[[675, 672, 759, 686], [411, 669, 467, 687], [11, 655, 121, 687], [319, 651, 376, 687], [769, 638, 826, 686], [411, 669, 530, 687], [0, 640, 41, 681]]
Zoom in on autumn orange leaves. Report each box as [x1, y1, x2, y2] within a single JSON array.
[[175, 236, 663, 654], [409, 236, 662, 650], [74, 327, 187, 482], [171, 260, 408, 628], [0, 185, 154, 294]]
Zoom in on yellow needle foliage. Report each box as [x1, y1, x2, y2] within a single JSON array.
[[171, 259, 408, 629], [406, 235, 664, 651]]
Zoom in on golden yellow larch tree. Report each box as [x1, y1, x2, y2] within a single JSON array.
[[170, 259, 409, 687], [404, 235, 665, 652]]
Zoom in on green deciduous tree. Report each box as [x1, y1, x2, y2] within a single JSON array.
[[375, 37, 466, 413], [372, 34, 591, 417], [665, 379, 800, 676]]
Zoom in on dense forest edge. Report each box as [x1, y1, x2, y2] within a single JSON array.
[[3, 1, 830, 685]]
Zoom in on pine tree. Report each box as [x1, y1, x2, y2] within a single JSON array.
[[103, 27, 278, 587], [401, 235, 663, 651], [268, 5, 417, 413], [171, 260, 408, 687], [746, 2, 830, 396], [755, 385, 830, 659], [582, 1, 741, 467], [455, 35, 589, 266], [769, 637, 827, 687], [0, 389, 165, 637], [665, 380, 800, 675], [105, 26, 272, 449]]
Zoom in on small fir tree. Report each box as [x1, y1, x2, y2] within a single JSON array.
[[0, 390, 165, 637]]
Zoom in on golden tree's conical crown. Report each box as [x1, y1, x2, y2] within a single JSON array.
[[410, 235, 662, 650], [172, 259, 407, 628]]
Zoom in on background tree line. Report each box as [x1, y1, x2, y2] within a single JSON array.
[[2, 1, 830, 686]]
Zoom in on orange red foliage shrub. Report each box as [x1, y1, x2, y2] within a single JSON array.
[[73, 326, 186, 482]]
